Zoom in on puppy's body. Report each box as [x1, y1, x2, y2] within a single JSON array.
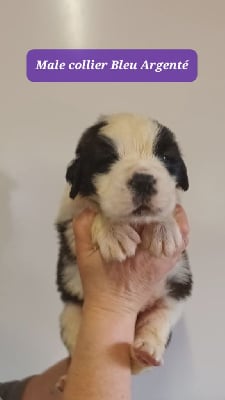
[[56, 113, 192, 371]]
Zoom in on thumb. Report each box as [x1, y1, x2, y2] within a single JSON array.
[[72, 209, 96, 253]]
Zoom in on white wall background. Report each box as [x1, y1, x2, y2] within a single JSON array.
[[0, 1, 225, 399]]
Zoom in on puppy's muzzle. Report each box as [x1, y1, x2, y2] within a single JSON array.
[[128, 173, 157, 198]]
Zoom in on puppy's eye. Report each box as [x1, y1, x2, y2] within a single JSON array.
[[162, 154, 176, 163], [96, 154, 116, 165]]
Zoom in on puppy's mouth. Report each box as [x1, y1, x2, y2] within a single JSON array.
[[132, 203, 163, 217], [132, 204, 151, 216]]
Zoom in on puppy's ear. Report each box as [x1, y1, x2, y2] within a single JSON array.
[[176, 159, 189, 191], [66, 158, 82, 199]]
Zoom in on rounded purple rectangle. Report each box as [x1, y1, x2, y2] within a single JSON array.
[[26, 49, 197, 82]]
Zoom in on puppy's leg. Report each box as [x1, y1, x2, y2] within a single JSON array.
[[131, 298, 183, 374], [92, 214, 141, 262], [60, 302, 82, 354], [55, 303, 82, 392], [142, 217, 183, 257]]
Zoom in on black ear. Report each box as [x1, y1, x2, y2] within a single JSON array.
[[66, 158, 82, 199], [176, 158, 189, 191]]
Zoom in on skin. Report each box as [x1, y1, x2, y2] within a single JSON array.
[[23, 205, 189, 400]]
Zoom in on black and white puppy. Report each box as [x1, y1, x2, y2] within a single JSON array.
[[56, 113, 192, 373]]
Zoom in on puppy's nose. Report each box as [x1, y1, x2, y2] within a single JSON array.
[[128, 173, 157, 196]]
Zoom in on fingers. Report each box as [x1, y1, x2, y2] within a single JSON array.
[[72, 209, 97, 253], [174, 204, 190, 246]]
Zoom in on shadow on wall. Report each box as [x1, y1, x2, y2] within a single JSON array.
[[0, 170, 16, 256], [132, 318, 194, 400]]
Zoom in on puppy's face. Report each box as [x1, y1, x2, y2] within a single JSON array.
[[66, 113, 188, 223]]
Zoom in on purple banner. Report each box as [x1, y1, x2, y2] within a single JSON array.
[[26, 49, 197, 82]]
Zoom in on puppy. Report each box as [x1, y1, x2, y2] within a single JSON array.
[[56, 113, 192, 374]]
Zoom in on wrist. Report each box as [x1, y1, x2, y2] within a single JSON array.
[[82, 300, 136, 339], [65, 296, 134, 400], [83, 296, 137, 322]]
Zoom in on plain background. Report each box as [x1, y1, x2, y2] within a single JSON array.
[[0, 1, 225, 399]]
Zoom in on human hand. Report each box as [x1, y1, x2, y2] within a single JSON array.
[[73, 205, 189, 318]]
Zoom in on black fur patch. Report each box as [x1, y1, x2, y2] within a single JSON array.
[[60, 289, 84, 306], [56, 221, 83, 306], [56, 220, 76, 264], [153, 125, 189, 191], [166, 331, 173, 348], [167, 276, 193, 301], [166, 252, 193, 300], [66, 121, 119, 198]]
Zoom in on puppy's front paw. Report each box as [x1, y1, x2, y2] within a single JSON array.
[[131, 331, 165, 374], [142, 219, 183, 257], [92, 215, 141, 262]]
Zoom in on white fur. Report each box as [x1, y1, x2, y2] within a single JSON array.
[[62, 262, 83, 299], [60, 303, 82, 354], [56, 187, 98, 224], [101, 113, 158, 157]]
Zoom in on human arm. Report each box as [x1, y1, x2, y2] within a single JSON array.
[[62, 205, 189, 400], [22, 359, 69, 400]]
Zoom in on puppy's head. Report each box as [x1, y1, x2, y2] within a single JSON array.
[[66, 113, 188, 223]]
